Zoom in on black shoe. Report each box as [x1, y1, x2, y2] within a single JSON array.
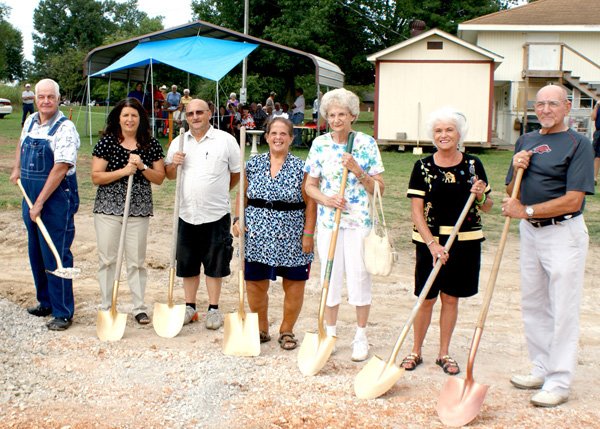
[[46, 317, 72, 331], [27, 304, 52, 317]]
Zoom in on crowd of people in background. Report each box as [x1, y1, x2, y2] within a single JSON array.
[[123, 83, 320, 147]]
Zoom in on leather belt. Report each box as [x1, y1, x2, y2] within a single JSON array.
[[247, 198, 306, 211], [527, 212, 580, 228]]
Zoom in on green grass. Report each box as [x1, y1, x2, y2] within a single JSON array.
[[2, 109, 599, 248]]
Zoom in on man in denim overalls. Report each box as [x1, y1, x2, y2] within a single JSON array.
[[10, 79, 80, 331]]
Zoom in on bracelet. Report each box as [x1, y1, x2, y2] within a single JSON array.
[[426, 239, 435, 247], [303, 233, 314, 237], [357, 171, 367, 180], [232, 216, 239, 225], [475, 193, 487, 206], [303, 229, 314, 235]]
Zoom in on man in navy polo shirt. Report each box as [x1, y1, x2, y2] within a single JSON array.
[[502, 84, 593, 408]]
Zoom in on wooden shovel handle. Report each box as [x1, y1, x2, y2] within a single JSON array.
[[17, 179, 65, 271], [239, 126, 247, 315], [476, 167, 524, 328], [464, 167, 524, 379], [387, 191, 477, 366], [168, 128, 185, 304], [111, 174, 134, 308], [317, 132, 356, 338]]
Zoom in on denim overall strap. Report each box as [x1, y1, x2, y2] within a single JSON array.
[[20, 114, 77, 319]]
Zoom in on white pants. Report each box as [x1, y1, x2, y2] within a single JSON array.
[[94, 213, 149, 315], [519, 216, 588, 395], [316, 227, 372, 307]]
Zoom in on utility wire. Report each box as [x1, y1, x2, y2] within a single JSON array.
[[333, 0, 406, 39]]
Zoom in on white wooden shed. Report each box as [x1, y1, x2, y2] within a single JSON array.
[[367, 28, 502, 148]]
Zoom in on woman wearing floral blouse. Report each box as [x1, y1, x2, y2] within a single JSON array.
[[91, 98, 165, 325], [304, 88, 385, 362], [403, 107, 493, 375], [233, 117, 316, 350]]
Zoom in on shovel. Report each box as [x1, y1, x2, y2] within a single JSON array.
[[437, 168, 524, 427], [223, 126, 261, 356], [17, 179, 81, 279], [153, 128, 187, 338], [297, 132, 356, 376], [355, 192, 477, 399], [96, 173, 134, 342]]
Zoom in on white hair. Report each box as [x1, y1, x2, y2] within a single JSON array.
[[426, 107, 469, 148], [35, 78, 60, 98], [230, 92, 237, 98], [319, 88, 360, 119]]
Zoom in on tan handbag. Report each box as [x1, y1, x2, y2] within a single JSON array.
[[363, 181, 394, 276]]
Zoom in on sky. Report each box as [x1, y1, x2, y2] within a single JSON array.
[[3, 0, 193, 61]]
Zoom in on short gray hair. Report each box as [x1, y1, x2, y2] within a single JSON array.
[[35, 78, 60, 98], [320, 88, 360, 119], [426, 107, 469, 148]]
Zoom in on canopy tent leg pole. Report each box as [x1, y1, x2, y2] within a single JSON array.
[[150, 61, 155, 139], [106, 74, 112, 118], [215, 81, 221, 129], [87, 74, 93, 145]]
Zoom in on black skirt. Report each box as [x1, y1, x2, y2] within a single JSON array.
[[414, 240, 481, 299]]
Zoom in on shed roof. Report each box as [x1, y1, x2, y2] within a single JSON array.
[[460, 0, 600, 26], [84, 19, 344, 88], [367, 28, 502, 63]]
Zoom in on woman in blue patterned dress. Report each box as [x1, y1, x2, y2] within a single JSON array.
[[402, 107, 493, 375], [304, 88, 385, 362], [232, 117, 316, 350], [92, 98, 165, 325]]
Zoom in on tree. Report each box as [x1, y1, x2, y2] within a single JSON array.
[[0, 3, 25, 81], [31, 0, 164, 98], [191, 0, 515, 86]]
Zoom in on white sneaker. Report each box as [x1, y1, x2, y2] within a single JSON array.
[[351, 337, 369, 362], [205, 308, 223, 330], [530, 390, 568, 407], [183, 306, 198, 325], [510, 374, 544, 390]]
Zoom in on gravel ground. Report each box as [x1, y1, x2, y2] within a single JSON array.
[[2, 208, 600, 428]]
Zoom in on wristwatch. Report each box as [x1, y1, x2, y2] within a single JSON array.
[[525, 206, 535, 218]]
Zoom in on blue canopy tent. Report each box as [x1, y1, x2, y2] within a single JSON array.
[[90, 36, 258, 81], [86, 35, 258, 141]]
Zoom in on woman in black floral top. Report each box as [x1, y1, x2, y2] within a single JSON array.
[[232, 117, 316, 350], [91, 98, 165, 325], [402, 108, 493, 376]]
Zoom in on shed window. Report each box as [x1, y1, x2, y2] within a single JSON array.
[[427, 41, 443, 50]]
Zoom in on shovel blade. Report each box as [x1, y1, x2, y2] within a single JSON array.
[[152, 302, 186, 338], [47, 267, 81, 279], [297, 332, 336, 376], [354, 355, 404, 399], [96, 309, 127, 341], [437, 376, 489, 427], [222, 311, 260, 356]]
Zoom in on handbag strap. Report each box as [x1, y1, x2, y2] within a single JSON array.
[[370, 180, 386, 230]]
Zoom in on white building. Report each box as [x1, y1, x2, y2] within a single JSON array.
[[367, 28, 502, 148], [459, 0, 600, 145]]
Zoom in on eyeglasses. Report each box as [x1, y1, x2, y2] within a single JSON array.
[[185, 109, 209, 117], [534, 100, 565, 110]]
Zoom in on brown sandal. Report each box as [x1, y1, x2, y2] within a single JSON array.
[[278, 332, 298, 350], [259, 331, 271, 343], [436, 355, 460, 375], [400, 353, 423, 371]]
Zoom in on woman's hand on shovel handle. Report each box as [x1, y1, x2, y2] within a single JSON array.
[[430, 242, 449, 266], [325, 194, 347, 210]]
